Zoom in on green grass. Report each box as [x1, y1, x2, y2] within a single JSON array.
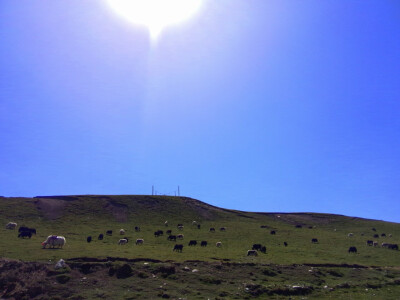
[[1, 195, 400, 299]]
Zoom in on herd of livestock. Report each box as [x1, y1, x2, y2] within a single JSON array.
[[5, 221, 399, 256]]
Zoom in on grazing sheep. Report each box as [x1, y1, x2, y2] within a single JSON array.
[[154, 230, 164, 237], [87, 236, 92, 243], [98, 234, 104, 240], [120, 229, 126, 235], [295, 225, 302, 229], [5, 222, 17, 230], [166, 229, 172, 235], [18, 231, 32, 239], [19, 226, 36, 235], [260, 246, 266, 253], [381, 233, 386, 237], [311, 238, 318, 243], [167, 235, 177, 241], [106, 230, 112, 236], [192, 221, 197, 226], [252, 244, 262, 251], [373, 234, 379, 238], [216, 242, 222, 247], [164, 221, 168, 227], [42, 235, 66, 249], [209, 227, 215, 232], [373, 241, 378, 247], [389, 234, 392, 238], [220, 227, 226, 232], [188, 240, 197, 246], [201, 241, 207, 247], [270, 230, 276, 235], [135, 226, 141, 232], [136, 239, 144, 245], [177, 225, 184, 230], [348, 233, 354, 237], [348, 246, 357, 253], [366, 240, 373, 246], [173, 244, 183, 252], [388, 244, 399, 250], [177, 234, 184, 240], [197, 224, 201, 229], [284, 242, 288, 247], [118, 238, 128, 245], [372, 228, 376, 231], [247, 250, 258, 256]]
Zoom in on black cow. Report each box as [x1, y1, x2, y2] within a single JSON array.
[[366, 240, 373, 246], [167, 235, 177, 241], [177, 224, 183, 228], [373, 234, 379, 238], [311, 238, 318, 243], [166, 229, 172, 235], [98, 234, 104, 240], [106, 230, 112, 236], [197, 224, 201, 229], [154, 230, 163, 237], [189, 240, 197, 246], [173, 244, 183, 252], [348, 246, 357, 253], [252, 244, 262, 251], [284, 242, 288, 247], [135, 226, 141, 232], [388, 244, 399, 250], [260, 246, 267, 253], [87, 236, 92, 243], [372, 228, 376, 231], [270, 230, 276, 235], [381, 233, 386, 237], [18, 227, 36, 235], [18, 231, 32, 238], [209, 227, 215, 232], [295, 225, 302, 228], [201, 241, 207, 247]]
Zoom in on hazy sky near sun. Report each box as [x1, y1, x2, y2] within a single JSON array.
[[1, 1, 399, 222]]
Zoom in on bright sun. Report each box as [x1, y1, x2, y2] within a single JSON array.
[[107, 0, 202, 40]]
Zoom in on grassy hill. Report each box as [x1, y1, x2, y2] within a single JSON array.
[[1, 195, 400, 299]]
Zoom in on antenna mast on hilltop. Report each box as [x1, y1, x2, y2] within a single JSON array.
[[178, 186, 180, 196], [152, 185, 154, 196]]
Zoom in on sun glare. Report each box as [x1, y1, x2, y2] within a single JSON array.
[[107, 0, 202, 40]]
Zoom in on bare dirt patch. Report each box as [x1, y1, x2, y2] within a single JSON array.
[[103, 201, 128, 222], [34, 198, 66, 220]]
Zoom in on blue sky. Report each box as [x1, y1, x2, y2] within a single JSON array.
[[1, 1, 399, 222]]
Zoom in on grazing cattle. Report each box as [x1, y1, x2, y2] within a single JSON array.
[[5, 222, 17, 230], [177, 234, 184, 240], [372, 228, 376, 231], [388, 244, 399, 250], [136, 239, 144, 245], [167, 235, 177, 241], [166, 229, 172, 235], [18, 231, 32, 239], [106, 230, 112, 236], [197, 224, 201, 229], [177, 225, 184, 230], [220, 227, 226, 232], [87, 236, 92, 243], [188, 240, 197, 246], [135, 226, 141, 232], [373, 241, 378, 247], [120, 229, 125, 235], [201, 241, 207, 247], [382, 243, 390, 248], [252, 244, 262, 251], [295, 225, 302, 229], [260, 246, 266, 253], [366, 240, 373, 246], [209, 227, 215, 232], [348, 233, 354, 237], [381, 233, 386, 237], [247, 250, 258, 256], [270, 230, 276, 235], [19, 226, 36, 235], [373, 234, 379, 238], [311, 238, 318, 243], [42, 235, 66, 249], [284, 242, 288, 247], [173, 244, 183, 252], [260, 225, 268, 229], [348, 246, 357, 253], [98, 234, 104, 240], [118, 238, 128, 245], [216, 242, 222, 247]]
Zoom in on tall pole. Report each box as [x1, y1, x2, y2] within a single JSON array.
[[178, 186, 180, 196]]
